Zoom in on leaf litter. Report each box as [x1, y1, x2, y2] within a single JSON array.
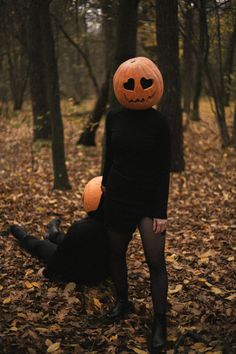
[[0, 101, 235, 353]]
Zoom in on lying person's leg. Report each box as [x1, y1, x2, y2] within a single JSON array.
[[44, 218, 66, 245], [43, 216, 110, 283], [10, 225, 57, 263]]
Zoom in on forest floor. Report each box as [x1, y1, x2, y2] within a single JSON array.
[[0, 100, 235, 354]]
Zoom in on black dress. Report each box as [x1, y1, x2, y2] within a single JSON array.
[[42, 195, 110, 284], [102, 107, 171, 234]]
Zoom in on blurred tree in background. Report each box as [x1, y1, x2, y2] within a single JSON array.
[[0, 0, 235, 188]]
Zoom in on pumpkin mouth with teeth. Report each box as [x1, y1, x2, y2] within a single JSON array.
[[124, 90, 157, 104], [113, 57, 164, 110]]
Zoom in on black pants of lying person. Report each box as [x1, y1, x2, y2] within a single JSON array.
[[9, 204, 110, 285]]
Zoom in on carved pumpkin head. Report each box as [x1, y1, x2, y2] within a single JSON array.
[[83, 176, 102, 212], [113, 56, 164, 110]]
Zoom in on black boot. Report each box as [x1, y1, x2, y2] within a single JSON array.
[[149, 313, 167, 353], [104, 299, 133, 323], [10, 225, 28, 242], [44, 218, 61, 241]]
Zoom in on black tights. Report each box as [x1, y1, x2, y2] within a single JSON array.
[[108, 217, 168, 314], [20, 232, 65, 263]]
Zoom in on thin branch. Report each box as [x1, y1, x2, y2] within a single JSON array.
[[50, 12, 100, 96]]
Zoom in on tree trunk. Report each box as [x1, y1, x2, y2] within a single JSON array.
[[28, 0, 51, 141], [39, 0, 70, 190], [156, 0, 184, 172], [7, 50, 28, 111], [191, 0, 205, 121], [192, 63, 203, 121], [110, 0, 139, 109], [200, 0, 230, 147], [78, 0, 116, 146], [233, 103, 236, 148], [77, 71, 110, 146], [224, 19, 236, 106], [182, 2, 195, 119]]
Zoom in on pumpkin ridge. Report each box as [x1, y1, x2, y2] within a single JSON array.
[[113, 56, 164, 110]]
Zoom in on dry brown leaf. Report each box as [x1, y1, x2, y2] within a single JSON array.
[[47, 342, 61, 353], [93, 297, 102, 309], [45, 339, 53, 347], [132, 348, 148, 354], [3, 297, 11, 304], [64, 282, 76, 293], [169, 284, 183, 294]]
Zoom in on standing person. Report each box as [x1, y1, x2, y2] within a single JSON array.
[[102, 57, 171, 353]]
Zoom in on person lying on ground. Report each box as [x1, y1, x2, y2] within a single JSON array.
[[9, 189, 110, 285]]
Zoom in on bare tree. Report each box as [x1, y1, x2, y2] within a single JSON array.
[[78, 0, 115, 146], [2, 3, 29, 111], [39, 0, 70, 190], [156, 0, 184, 172], [28, 0, 51, 141], [181, 1, 195, 120], [200, 0, 230, 147], [110, 0, 140, 109], [224, 18, 236, 106]]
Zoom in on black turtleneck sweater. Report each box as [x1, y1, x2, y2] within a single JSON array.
[[102, 107, 171, 219]]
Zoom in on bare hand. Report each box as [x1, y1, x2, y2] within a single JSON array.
[[153, 218, 167, 234]]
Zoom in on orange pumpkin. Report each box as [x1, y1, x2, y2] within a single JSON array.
[[83, 176, 103, 212], [113, 56, 164, 110]]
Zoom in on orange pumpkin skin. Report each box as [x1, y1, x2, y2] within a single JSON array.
[[113, 56, 164, 110], [83, 176, 103, 212]]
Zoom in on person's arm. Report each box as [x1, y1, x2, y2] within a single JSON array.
[[152, 115, 171, 232], [102, 111, 113, 189]]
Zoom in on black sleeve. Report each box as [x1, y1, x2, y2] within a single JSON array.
[[102, 111, 113, 187], [153, 115, 171, 219]]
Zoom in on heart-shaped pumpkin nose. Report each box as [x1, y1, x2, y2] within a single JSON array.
[[140, 77, 153, 89], [123, 78, 135, 90]]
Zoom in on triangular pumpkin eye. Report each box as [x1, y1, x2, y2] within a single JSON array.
[[123, 78, 135, 90], [141, 77, 153, 89]]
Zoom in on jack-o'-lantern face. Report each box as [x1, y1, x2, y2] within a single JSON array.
[[113, 57, 164, 110]]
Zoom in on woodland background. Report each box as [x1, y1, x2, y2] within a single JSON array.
[[0, 0, 235, 353]]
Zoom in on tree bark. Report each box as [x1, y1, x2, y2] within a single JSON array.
[[233, 103, 236, 148], [39, 0, 70, 190], [182, 2, 195, 119], [51, 13, 100, 97], [110, 0, 139, 108], [78, 71, 110, 146], [28, 0, 51, 141], [78, 0, 116, 146], [191, 0, 205, 121], [200, 0, 230, 147], [156, 0, 184, 172], [6, 44, 28, 111], [224, 19, 236, 106]]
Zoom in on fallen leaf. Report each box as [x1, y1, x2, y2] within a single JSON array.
[[210, 287, 223, 295], [132, 348, 148, 354], [64, 282, 76, 293], [169, 284, 183, 294], [47, 342, 60, 353], [45, 339, 53, 347], [93, 297, 102, 309], [191, 342, 206, 350], [3, 297, 11, 304], [24, 280, 34, 289], [226, 293, 236, 301], [110, 334, 118, 341]]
